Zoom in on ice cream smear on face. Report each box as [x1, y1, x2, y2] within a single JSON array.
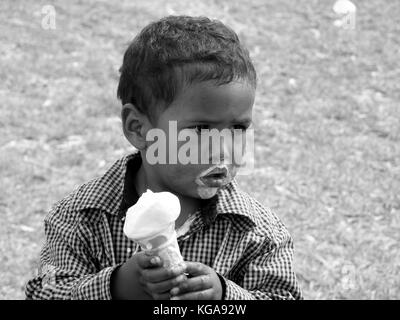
[[123, 189, 184, 267], [195, 164, 232, 199]]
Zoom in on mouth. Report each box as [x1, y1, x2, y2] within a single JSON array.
[[199, 166, 230, 187]]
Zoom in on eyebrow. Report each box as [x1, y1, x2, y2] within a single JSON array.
[[183, 118, 253, 125]]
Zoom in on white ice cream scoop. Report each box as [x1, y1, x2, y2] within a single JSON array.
[[333, 0, 356, 14], [123, 189, 184, 268], [123, 189, 181, 240]]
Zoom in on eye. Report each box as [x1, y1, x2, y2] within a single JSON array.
[[189, 124, 211, 134], [231, 124, 248, 132]]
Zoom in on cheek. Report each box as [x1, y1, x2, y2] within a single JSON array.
[[162, 163, 202, 184], [163, 165, 208, 198]]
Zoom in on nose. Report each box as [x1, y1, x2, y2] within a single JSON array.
[[209, 133, 233, 165]]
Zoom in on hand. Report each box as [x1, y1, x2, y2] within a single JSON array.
[[138, 253, 186, 300], [111, 251, 186, 300], [169, 262, 223, 300]]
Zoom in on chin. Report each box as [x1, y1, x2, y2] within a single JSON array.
[[196, 186, 219, 199]]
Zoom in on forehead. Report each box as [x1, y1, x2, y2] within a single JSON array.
[[160, 81, 255, 123]]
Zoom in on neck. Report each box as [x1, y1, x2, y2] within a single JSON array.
[[134, 156, 203, 228]]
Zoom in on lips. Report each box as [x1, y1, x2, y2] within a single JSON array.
[[199, 166, 230, 187], [205, 166, 228, 177]]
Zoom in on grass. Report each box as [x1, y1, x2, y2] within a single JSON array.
[[0, 0, 399, 299]]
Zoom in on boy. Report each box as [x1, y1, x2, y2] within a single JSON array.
[[25, 15, 302, 300]]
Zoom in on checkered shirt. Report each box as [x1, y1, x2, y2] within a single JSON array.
[[25, 152, 303, 300]]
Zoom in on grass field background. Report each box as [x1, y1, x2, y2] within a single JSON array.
[[1, 0, 399, 299]]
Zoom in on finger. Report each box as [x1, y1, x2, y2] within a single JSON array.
[[139, 279, 152, 297], [152, 292, 172, 300], [170, 288, 214, 300], [136, 252, 162, 269], [141, 264, 185, 283], [146, 274, 187, 294], [170, 275, 212, 296], [183, 262, 209, 276], [138, 279, 170, 300]]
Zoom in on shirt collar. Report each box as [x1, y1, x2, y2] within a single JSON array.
[[73, 151, 139, 216], [74, 151, 259, 228], [118, 152, 141, 219], [212, 180, 259, 228]]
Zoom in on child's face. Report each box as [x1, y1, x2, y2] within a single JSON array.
[[144, 80, 255, 199]]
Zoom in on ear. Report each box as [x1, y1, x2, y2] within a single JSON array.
[[121, 103, 151, 150]]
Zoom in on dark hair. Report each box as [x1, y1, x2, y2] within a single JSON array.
[[117, 15, 257, 120]]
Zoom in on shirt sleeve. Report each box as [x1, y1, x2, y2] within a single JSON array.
[[25, 200, 118, 300], [219, 230, 303, 300]]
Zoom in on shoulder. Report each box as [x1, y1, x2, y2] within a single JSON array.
[[217, 180, 292, 245], [44, 184, 103, 231], [234, 185, 292, 245], [45, 154, 133, 228]]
